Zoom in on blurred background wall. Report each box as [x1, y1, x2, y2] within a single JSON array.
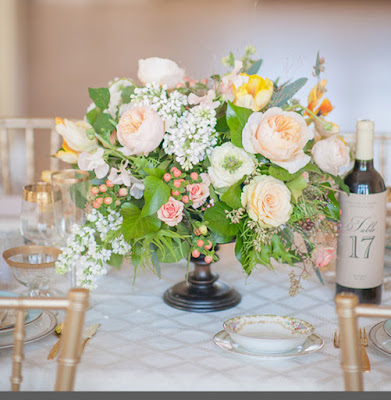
[[0, 0, 391, 190]]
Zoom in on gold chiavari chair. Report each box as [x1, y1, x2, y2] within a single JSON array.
[[0, 118, 60, 195], [0, 288, 89, 391], [335, 292, 391, 391]]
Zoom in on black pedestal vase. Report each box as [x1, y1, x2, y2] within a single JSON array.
[[163, 250, 241, 313]]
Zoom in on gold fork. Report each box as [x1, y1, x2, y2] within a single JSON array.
[[333, 329, 370, 373]]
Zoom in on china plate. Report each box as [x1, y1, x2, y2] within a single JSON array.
[[0, 290, 42, 332], [383, 319, 391, 337], [0, 311, 56, 350], [368, 320, 391, 356], [213, 330, 324, 359]]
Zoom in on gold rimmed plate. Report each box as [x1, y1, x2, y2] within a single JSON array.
[[213, 330, 324, 359], [369, 320, 391, 356]]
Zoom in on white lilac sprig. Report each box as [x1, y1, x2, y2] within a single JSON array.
[[163, 105, 218, 170]]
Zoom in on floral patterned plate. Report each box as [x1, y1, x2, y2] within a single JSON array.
[[213, 330, 324, 359]]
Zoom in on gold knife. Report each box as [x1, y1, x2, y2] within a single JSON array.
[[80, 324, 101, 354]]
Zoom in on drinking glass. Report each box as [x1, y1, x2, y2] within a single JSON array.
[[3, 245, 62, 297], [20, 182, 59, 247], [50, 169, 90, 288]]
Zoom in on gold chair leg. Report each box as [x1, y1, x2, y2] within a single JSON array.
[[10, 310, 26, 391]]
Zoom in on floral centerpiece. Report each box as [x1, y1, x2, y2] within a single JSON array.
[[54, 47, 350, 294]]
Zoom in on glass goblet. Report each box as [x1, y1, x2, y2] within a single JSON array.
[[2, 245, 62, 297], [50, 169, 90, 288], [20, 182, 59, 247]]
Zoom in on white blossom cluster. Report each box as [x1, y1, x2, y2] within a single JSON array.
[[163, 105, 218, 170], [130, 82, 188, 127], [55, 208, 131, 290]]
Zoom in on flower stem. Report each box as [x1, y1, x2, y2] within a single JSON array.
[[284, 104, 332, 130]]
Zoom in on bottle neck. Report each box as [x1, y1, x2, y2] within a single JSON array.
[[353, 159, 374, 171]]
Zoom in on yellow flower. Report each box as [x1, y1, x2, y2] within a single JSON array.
[[233, 74, 273, 111], [54, 140, 79, 164]]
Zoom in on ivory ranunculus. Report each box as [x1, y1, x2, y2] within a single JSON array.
[[137, 57, 185, 89], [242, 107, 314, 174], [116, 105, 165, 156], [208, 142, 256, 189], [187, 173, 210, 209], [233, 74, 273, 112], [311, 135, 350, 176], [54, 118, 97, 163], [157, 197, 184, 227], [241, 175, 292, 227]]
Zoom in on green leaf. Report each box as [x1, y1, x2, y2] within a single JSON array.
[[234, 234, 244, 264], [88, 88, 110, 110], [92, 113, 115, 137], [156, 238, 190, 263], [314, 51, 321, 77], [141, 176, 170, 217], [269, 78, 308, 108], [270, 235, 297, 265], [107, 253, 123, 269], [121, 86, 135, 104], [268, 165, 302, 182], [86, 107, 100, 125], [121, 203, 161, 240], [247, 59, 263, 75], [315, 267, 325, 285], [215, 115, 230, 133], [226, 101, 253, 148], [221, 179, 244, 209], [203, 201, 238, 243], [329, 173, 350, 195], [286, 176, 308, 202], [143, 168, 166, 179]]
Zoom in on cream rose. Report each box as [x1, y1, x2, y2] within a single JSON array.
[[187, 173, 210, 209], [157, 197, 184, 227], [116, 105, 165, 156], [137, 57, 185, 89], [242, 107, 314, 174], [208, 142, 256, 189], [311, 135, 350, 176], [241, 175, 292, 227]]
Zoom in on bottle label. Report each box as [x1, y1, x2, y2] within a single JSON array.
[[336, 191, 387, 288]]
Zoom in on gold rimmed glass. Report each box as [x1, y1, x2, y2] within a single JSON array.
[[50, 169, 90, 288], [3, 245, 62, 297], [20, 182, 59, 247]]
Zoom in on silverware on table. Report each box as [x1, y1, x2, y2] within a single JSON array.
[[80, 324, 101, 354]]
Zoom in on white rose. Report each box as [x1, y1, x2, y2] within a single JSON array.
[[208, 142, 256, 189], [116, 105, 165, 156], [311, 135, 350, 176], [242, 107, 313, 174], [137, 57, 185, 89], [241, 175, 292, 227]]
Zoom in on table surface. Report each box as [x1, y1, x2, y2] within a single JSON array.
[[0, 202, 391, 391]]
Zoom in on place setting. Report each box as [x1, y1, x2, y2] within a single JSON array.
[[213, 314, 324, 359]]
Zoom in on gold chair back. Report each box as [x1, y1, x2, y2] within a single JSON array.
[[0, 118, 61, 194], [335, 292, 391, 391], [0, 288, 89, 391]]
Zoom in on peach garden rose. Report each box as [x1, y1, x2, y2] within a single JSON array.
[[241, 175, 293, 227], [157, 197, 184, 227], [186, 173, 210, 209], [116, 105, 165, 156], [242, 107, 314, 174]]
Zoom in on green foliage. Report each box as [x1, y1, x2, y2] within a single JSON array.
[[88, 88, 110, 110], [121, 202, 161, 240], [203, 201, 239, 243], [269, 78, 308, 108], [141, 176, 170, 217], [142, 168, 166, 179], [92, 113, 115, 138], [268, 165, 302, 181], [220, 179, 244, 209], [246, 59, 263, 75], [286, 176, 308, 202], [107, 253, 123, 269], [121, 86, 135, 104], [226, 101, 253, 148]]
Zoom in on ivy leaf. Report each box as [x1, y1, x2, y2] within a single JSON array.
[[92, 113, 115, 139], [88, 88, 110, 110], [86, 107, 100, 125], [286, 175, 308, 202], [121, 86, 135, 104], [121, 202, 161, 240], [203, 201, 238, 243], [143, 168, 166, 179], [247, 59, 263, 75], [226, 101, 253, 148], [141, 176, 170, 217], [221, 179, 244, 209], [269, 78, 308, 108]]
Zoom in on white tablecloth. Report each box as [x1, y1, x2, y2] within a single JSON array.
[[0, 228, 391, 391]]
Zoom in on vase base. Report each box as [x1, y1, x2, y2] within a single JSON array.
[[163, 279, 241, 313]]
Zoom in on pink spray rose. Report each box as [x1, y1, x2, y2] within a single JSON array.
[[186, 173, 210, 209], [157, 197, 184, 227], [312, 245, 336, 268]]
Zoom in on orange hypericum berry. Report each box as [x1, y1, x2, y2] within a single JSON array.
[[164, 173, 171, 182], [172, 190, 180, 196], [118, 188, 128, 196], [192, 250, 200, 258], [173, 169, 182, 178], [182, 195, 189, 203], [204, 255, 213, 264], [104, 197, 113, 205], [99, 184, 107, 192], [90, 187, 99, 195], [106, 180, 115, 188], [190, 172, 198, 180], [197, 239, 204, 248]]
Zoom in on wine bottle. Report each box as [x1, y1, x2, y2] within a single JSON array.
[[336, 119, 387, 304]]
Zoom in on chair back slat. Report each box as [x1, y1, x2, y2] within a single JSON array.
[[11, 310, 26, 391]]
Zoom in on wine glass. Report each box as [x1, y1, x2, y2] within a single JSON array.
[[3, 245, 62, 297], [20, 182, 59, 247], [50, 169, 90, 288]]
